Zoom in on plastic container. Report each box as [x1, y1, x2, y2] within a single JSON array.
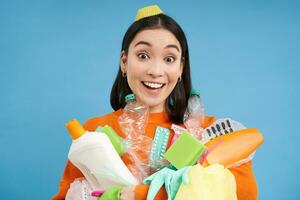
[[200, 128, 264, 168], [183, 89, 205, 141], [95, 125, 131, 156], [118, 94, 153, 182], [67, 119, 138, 190], [118, 94, 149, 139]]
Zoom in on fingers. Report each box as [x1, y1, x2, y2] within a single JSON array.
[[146, 177, 165, 200], [120, 187, 135, 200]]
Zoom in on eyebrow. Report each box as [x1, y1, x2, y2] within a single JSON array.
[[134, 41, 180, 52]]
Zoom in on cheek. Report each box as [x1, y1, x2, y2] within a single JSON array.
[[127, 67, 144, 81], [126, 56, 146, 77], [166, 66, 182, 83], [125, 60, 145, 90]]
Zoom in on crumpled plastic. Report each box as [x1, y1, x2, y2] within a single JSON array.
[[66, 178, 96, 200], [175, 164, 237, 200], [66, 178, 122, 200], [118, 98, 153, 183]]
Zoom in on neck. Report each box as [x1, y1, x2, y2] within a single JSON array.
[[149, 103, 165, 113]]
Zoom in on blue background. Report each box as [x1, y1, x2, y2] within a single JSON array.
[[1, 0, 299, 199]]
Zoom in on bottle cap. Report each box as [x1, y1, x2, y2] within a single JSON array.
[[66, 119, 86, 140], [190, 88, 200, 97], [125, 93, 136, 103]]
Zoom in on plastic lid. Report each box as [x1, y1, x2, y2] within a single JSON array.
[[125, 93, 136, 103], [190, 88, 200, 97], [66, 119, 86, 140]]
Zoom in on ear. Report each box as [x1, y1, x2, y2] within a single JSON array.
[[120, 50, 127, 73], [180, 57, 185, 75]]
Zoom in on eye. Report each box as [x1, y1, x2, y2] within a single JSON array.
[[164, 56, 176, 63], [137, 52, 150, 60]]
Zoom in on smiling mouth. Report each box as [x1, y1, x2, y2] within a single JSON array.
[[142, 81, 165, 89]]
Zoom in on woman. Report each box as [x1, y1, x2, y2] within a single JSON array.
[[52, 5, 258, 200]]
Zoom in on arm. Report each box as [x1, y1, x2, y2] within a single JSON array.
[[229, 160, 258, 200]]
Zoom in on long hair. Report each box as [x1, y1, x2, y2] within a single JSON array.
[[110, 14, 192, 123]]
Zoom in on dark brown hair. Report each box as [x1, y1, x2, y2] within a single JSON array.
[[110, 14, 192, 123]]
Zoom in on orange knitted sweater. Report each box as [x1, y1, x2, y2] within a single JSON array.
[[52, 109, 258, 200]]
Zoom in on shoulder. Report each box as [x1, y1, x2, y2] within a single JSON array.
[[83, 109, 123, 131]]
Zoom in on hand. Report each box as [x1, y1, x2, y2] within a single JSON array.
[[143, 166, 192, 200], [120, 187, 135, 200]]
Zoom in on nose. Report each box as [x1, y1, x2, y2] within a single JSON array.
[[147, 60, 164, 78]]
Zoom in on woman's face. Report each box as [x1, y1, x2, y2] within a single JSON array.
[[120, 28, 183, 113]]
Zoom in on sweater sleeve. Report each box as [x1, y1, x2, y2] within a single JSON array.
[[135, 185, 168, 200], [134, 161, 258, 200], [229, 161, 258, 200]]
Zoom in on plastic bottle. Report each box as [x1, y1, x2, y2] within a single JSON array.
[[118, 94, 149, 139], [118, 94, 153, 182], [96, 125, 131, 156], [183, 89, 206, 141], [67, 119, 138, 190]]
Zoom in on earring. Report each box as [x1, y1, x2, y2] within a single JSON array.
[[122, 71, 127, 78], [178, 76, 182, 82]]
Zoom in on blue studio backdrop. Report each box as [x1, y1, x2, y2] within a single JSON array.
[[0, 0, 299, 199]]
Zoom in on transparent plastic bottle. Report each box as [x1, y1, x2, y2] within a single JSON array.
[[118, 94, 152, 182], [183, 89, 206, 141], [118, 94, 149, 139]]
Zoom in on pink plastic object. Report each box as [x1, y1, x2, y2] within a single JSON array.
[[91, 190, 105, 197], [170, 124, 187, 145], [170, 133, 180, 145], [199, 139, 223, 165]]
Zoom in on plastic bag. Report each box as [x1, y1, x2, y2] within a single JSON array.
[[66, 178, 96, 200], [183, 89, 205, 141]]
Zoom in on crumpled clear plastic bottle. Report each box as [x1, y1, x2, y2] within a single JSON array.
[[183, 89, 206, 141], [66, 178, 96, 200], [118, 94, 153, 183]]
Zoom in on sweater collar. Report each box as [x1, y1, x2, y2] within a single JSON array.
[[114, 108, 170, 124]]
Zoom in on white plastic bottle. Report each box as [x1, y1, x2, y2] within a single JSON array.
[[67, 119, 138, 190]]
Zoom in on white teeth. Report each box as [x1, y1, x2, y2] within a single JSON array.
[[143, 81, 164, 89]]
